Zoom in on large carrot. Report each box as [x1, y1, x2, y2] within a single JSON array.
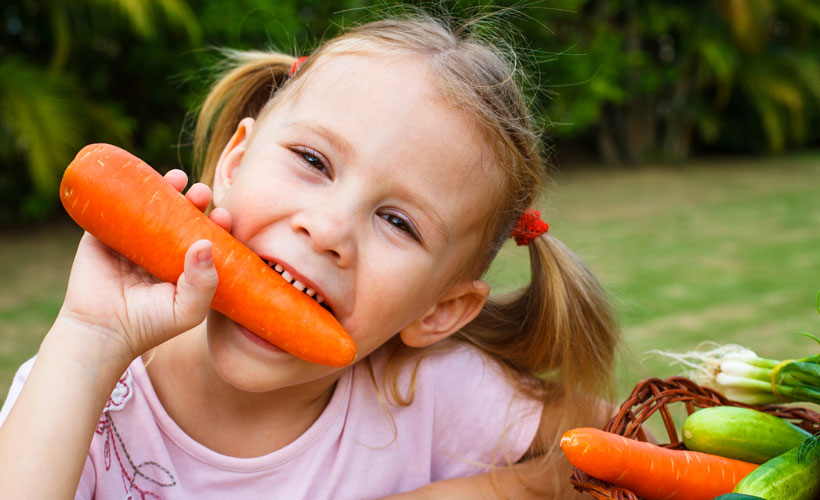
[[561, 427, 757, 500], [60, 143, 356, 367]]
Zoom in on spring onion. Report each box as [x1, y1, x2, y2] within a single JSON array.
[[648, 292, 820, 405], [646, 334, 820, 405]]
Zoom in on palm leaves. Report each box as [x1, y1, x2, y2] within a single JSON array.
[[535, 0, 820, 162], [0, 57, 85, 218], [716, 0, 820, 152], [741, 52, 820, 152], [97, 0, 201, 40], [0, 0, 199, 221]]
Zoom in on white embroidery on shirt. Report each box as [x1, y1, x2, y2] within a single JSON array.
[[104, 369, 134, 412]]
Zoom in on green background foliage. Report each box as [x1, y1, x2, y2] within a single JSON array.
[[1, 0, 819, 225]]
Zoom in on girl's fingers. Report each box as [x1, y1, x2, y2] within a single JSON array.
[[208, 207, 232, 232], [184, 183, 213, 213], [173, 240, 219, 332], [163, 170, 212, 213], [164, 169, 188, 192]]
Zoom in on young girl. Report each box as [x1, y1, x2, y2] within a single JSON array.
[[0, 13, 618, 499]]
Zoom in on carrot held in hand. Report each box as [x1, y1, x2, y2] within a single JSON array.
[[560, 427, 757, 500], [60, 143, 357, 367]]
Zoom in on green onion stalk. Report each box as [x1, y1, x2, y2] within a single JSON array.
[[649, 293, 820, 405], [647, 336, 820, 405]]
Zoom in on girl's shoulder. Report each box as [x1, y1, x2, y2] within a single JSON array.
[[357, 341, 543, 477], [367, 340, 540, 403], [423, 341, 542, 419]]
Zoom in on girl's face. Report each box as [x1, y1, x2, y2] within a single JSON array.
[[207, 54, 496, 393]]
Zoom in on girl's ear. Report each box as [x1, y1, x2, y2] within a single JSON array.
[[213, 117, 255, 205], [399, 280, 490, 348]]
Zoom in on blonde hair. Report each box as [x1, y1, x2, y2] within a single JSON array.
[[192, 10, 618, 493]]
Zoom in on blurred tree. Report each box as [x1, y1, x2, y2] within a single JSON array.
[[0, 0, 200, 223], [721, 0, 820, 153], [533, 0, 820, 163]]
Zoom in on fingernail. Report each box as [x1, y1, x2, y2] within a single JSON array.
[[197, 245, 213, 267]]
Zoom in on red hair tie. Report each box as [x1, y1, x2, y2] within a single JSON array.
[[289, 56, 309, 77], [510, 208, 549, 246]]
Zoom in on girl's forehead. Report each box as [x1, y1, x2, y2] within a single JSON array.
[[280, 54, 482, 160]]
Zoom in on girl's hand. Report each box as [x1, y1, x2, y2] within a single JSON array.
[[53, 170, 231, 366]]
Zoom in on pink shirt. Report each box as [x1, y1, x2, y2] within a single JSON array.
[[1, 344, 542, 499]]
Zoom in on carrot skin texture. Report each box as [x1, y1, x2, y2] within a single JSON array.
[[59, 143, 357, 367], [560, 427, 758, 500]]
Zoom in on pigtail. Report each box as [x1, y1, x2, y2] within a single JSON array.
[[458, 232, 619, 401], [192, 50, 297, 185], [456, 231, 619, 491]]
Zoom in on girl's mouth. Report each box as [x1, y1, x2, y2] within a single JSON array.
[[265, 259, 334, 316]]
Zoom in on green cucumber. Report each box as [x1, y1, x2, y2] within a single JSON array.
[[682, 406, 810, 463], [712, 495, 765, 499], [733, 437, 820, 499]]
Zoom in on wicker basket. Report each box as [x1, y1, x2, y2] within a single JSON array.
[[569, 376, 820, 500]]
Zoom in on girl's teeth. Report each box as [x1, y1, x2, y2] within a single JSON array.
[[269, 261, 327, 308]]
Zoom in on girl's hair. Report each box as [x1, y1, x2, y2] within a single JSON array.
[[192, 10, 618, 491]]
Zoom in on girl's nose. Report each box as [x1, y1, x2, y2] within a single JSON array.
[[291, 204, 356, 266]]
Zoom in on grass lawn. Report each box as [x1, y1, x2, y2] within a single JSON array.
[[2, 153, 820, 417], [0, 222, 83, 401], [485, 152, 820, 402]]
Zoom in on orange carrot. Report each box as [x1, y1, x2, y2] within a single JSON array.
[[560, 427, 757, 500], [60, 143, 356, 367]]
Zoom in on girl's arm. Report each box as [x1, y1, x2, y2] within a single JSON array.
[[0, 173, 222, 498], [380, 458, 584, 499], [0, 314, 153, 498], [0, 236, 218, 498]]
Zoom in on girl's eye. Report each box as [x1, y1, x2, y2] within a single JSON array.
[[294, 147, 331, 177], [380, 212, 420, 242]]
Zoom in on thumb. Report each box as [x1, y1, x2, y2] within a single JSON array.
[[173, 239, 219, 331]]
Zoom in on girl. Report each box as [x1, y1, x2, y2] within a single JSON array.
[[0, 13, 618, 499]]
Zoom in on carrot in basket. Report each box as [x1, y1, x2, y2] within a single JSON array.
[[560, 427, 757, 500], [60, 143, 356, 367]]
